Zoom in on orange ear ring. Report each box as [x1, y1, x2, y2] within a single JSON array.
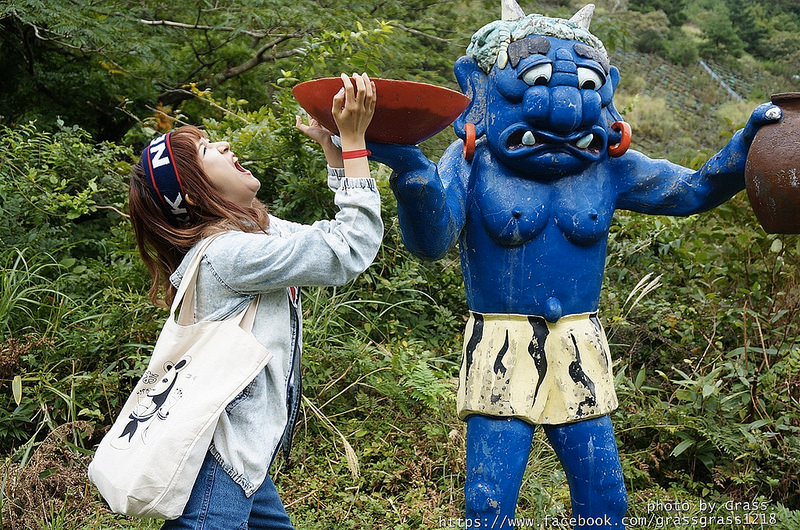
[[463, 123, 476, 161], [608, 121, 632, 157]]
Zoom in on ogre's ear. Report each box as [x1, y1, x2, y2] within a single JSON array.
[[605, 66, 624, 123], [609, 66, 620, 93], [453, 56, 488, 140]]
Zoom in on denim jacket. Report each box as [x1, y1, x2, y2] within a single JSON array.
[[169, 169, 382, 496]]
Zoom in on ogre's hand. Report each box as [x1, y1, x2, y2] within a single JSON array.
[[689, 102, 783, 196], [366, 141, 432, 174], [740, 103, 782, 148]]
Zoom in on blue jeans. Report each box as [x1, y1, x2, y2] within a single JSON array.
[[162, 451, 294, 529]]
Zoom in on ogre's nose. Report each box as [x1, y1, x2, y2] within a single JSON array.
[[522, 84, 591, 134], [548, 85, 583, 133]]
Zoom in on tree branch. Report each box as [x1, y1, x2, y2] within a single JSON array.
[[393, 22, 452, 43], [139, 18, 296, 40], [140, 19, 307, 106], [10, 11, 99, 53], [213, 34, 304, 84]]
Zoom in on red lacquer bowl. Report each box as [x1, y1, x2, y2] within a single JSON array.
[[292, 78, 470, 144]]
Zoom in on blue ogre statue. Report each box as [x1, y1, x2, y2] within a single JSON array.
[[369, 2, 780, 528]]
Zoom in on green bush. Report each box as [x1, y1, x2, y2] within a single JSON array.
[[664, 33, 700, 66], [0, 121, 154, 458], [604, 196, 800, 508], [0, 121, 130, 255]]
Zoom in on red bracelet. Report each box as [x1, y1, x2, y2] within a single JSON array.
[[341, 148, 372, 160]]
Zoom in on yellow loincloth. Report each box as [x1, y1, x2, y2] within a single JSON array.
[[457, 312, 618, 425]]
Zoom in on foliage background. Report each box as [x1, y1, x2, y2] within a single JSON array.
[[1, 0, 799, 528]]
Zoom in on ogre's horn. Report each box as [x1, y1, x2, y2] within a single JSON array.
[[502, 0, 525, 21], [569, 4, 595, 29]]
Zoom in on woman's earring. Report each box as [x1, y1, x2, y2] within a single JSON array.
[[608, 121, 632, 157], [463, 123, 476, 161]]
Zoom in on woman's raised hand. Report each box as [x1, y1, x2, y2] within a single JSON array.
[[331, 73, 376, 148], [295, 114, 333, 146]]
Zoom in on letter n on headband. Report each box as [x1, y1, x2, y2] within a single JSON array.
[[142, 132, 192, 224]]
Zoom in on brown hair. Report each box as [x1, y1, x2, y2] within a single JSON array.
[[129, 125, 270, 307]]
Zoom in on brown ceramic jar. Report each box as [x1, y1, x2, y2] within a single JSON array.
[[744, 92, 800, 234]]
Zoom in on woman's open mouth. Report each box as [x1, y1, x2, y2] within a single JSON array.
[[233, 156, 252, 175]]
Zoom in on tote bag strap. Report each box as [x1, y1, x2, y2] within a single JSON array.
[[172, 233, 225, 325], [172, 233, 261, 330], [238, 295, 260, 332]]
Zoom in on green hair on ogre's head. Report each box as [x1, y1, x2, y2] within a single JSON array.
[[467, 2, 608, 73]]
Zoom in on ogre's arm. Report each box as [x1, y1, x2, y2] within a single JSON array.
[[369, 140, 468, 260], [615, 103, 779, 214]]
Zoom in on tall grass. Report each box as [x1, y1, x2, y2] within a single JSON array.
[[0, 249, 71, 340]]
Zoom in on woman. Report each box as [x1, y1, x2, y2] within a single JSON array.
[[128, 73, 381, 528]]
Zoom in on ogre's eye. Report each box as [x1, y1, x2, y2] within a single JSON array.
[[522, 63, 552, 86], [577, 67, 604, 90]]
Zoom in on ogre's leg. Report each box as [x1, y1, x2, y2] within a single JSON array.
[[464, 415, 534, 527], [543, 415, 628, 529]]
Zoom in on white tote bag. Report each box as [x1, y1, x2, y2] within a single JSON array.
[[88, 234, 273, 519]]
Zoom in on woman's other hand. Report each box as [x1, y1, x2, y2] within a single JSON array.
[[296, 114, 344, 167], [295, 114, 333, 146]]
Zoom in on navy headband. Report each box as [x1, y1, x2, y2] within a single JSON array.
[[141, 132, 192, 224]]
